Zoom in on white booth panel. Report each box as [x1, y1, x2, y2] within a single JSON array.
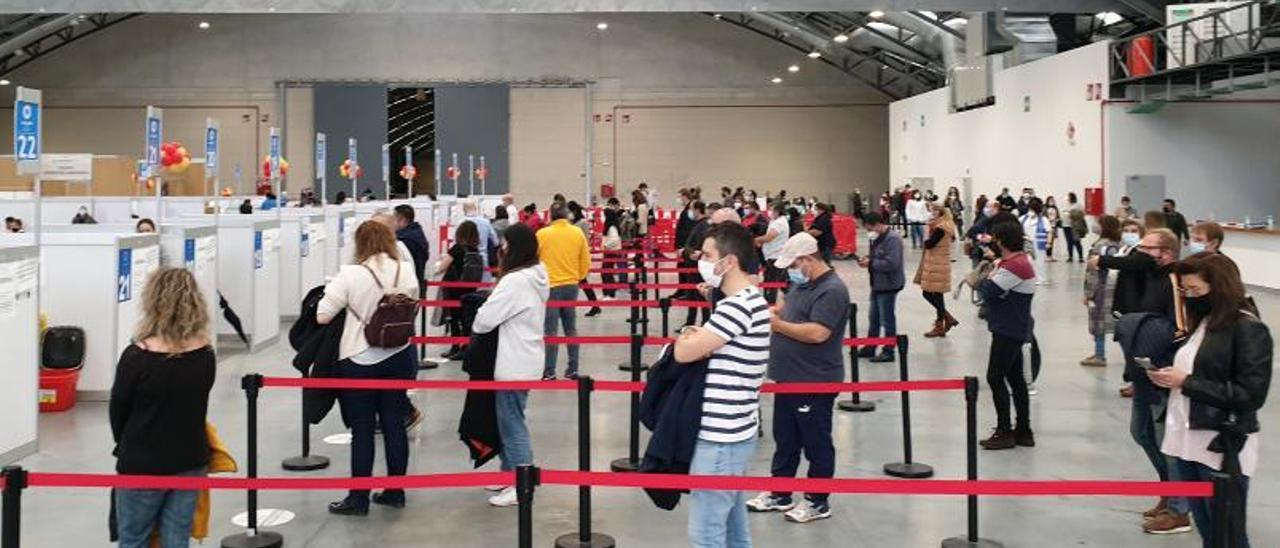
[[0, 245, 39, 464], [213, 217, 280, 351], [39, 233, 159, 400], [323, 207, 354, 275], [159, 223, 220, 337], [274, 211, 324, 317]]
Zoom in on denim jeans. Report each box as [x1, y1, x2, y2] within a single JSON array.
[[115, 468, 205, 548], [1175, 458, 1251, 548], [495, 390, 533, 472], [689, 437, 758, 548], [909, 223, 924, 248], [338, 347, 415, 503], [867, 290, 899, 355], [544, 284, 581, 377], [1129, 379, 1189, 515]]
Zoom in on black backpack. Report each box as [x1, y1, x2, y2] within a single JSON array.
[[349, 262, 417, 348], [460, 250, 486, 282]]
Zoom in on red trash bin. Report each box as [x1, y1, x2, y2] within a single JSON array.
[[39, 369, 80, 413]]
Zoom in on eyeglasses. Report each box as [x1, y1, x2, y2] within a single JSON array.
[[1136, 245, 1168, 252]]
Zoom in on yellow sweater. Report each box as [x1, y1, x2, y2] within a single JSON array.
[[537, 219, 591, 287]]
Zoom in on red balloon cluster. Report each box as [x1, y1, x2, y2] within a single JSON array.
[[261, 155, 290, 179], [160, 142, 191, 174]]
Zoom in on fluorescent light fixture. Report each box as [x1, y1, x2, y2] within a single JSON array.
[[833, 33, 849, 43], [807, 51, 821, 59], [771, 77, 783, 84], [787, 64, 800, 73], [1096, 11, 1123, 25], [0, 79, 10, 86], [596, 21, 608, 30], [869, 10, 885, 18], [198, 21, 211, 30]]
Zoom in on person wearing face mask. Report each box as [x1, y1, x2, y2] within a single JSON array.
[[682, 201, 712, 327], [1019, 198, 1050, 285], [1091, 228, 1194, 534], [1150, 253, 1270, 548], [757, 201, 792, 304], [976, 219, 1037, 450], [745, 233, 848, 523], [916, 203, 958, 338], [1163, 199, 1190, 245], [806, 203, 836, 264], [904, 191, 929, 249], [1065, 192, 1087, 263], [965, 201, 1001, 268], [1188, 221, 1223, 256], [1081, 215, 1123, 367], [71, 206, 98, 224], [856, 213, 904, 363]]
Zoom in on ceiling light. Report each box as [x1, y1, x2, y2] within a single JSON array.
[[787, 64, 800, 73], [1096, 11, 1123, 25], [713, 13, 723, 19], [267, 6, 277, 12], [0, 79, 10, 86], [833, 33, 849, 43], [771, 77, 783, 84], [807, 51, 821, 59], [869, 10, 885, 18], [596, 21, 608, 30], [197, 21, 211, 30]]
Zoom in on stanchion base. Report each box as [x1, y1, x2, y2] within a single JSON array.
[[553, 532, 616, 548], [610, 457, 640, 472], [617, 362, 650, 373], [418, 359, 440, 371], [220, 531, 284, 548], [884, 462, 935, 479], [941, 536, 1004, 548], [281, 454, 330, 471], [838, 400, 876, 413]]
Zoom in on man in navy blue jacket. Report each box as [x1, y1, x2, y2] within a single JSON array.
[[393, 205, 430, 283], [857, 213, 904, 362]]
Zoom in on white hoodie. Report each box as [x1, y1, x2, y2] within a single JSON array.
[[473, 264, 550, 380]]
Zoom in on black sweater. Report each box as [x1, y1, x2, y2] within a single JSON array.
[[109, 344, 215, 474]]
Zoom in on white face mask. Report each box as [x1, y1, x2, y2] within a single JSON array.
[[866, 229, 879, 241], [698, 258, 725, 288], [1188, 241, 1207, 254], [1122, 232, 1141, 247]]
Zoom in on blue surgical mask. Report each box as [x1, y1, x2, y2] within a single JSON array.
[[1122, 232, 1141, 247], [1188, 241, 1207, 254], [787, 268, 807, 284]]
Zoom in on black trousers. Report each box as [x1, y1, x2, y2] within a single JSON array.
[[922, 290, 946, 321], [986, 333, 1030, 432], [763, 259, 787, 304], [1062, 227, 1083, 261], [770, 393, 837, 504], [338, 348, 415, 501]]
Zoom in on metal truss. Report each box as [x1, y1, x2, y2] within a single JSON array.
[[0, 13, 139, 77]]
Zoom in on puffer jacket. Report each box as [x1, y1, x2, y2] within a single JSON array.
[[915, 219, 954, 293]]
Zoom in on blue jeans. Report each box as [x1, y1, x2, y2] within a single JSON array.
[[495, 390, 533, 472], [867, 290, 899, 355], [689, 437, 758, 548], [338, 347, 415, 503], [1093, 334, 1106, 359], [1175, 458, 1251, 548], [115, 468, 205, 548], [909, 223, 924, 248], [1129, 379, 1188, 515], [544, 284, 581, 377]]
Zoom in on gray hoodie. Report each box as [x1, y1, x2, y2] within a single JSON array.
[[473, 264, 550, 380]]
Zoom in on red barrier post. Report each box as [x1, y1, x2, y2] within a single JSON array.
[[221, 375, 284, 548], [943, 376, 1003, 547], [555, 376, 615, 548], [516, 465, 541, 548], [883, 336, 935, 479], [838, 303, 875, 413], [2, 465, 26, 548]]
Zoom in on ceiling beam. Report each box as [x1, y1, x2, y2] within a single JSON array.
[[907, 10, 966, 40]]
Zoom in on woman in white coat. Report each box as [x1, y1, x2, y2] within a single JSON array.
[[472, 222, 550, 507]]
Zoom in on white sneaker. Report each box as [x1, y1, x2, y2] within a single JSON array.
[[784, 500, 832, 523], [601, 296, 615, 302], [1027, 382, 1039, 396], [745, 492, 796, 513], [488, 486, 519, 507], [484, 484, 508, 492]]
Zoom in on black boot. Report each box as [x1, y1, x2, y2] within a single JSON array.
[[1015, 427, 1036, 447]]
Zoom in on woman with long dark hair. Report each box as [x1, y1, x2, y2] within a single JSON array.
[[435, 221, 482, 360], [1081, 215, 1122, 367], [1149, 253, 1271, 548], [473, 223, 550, 507]]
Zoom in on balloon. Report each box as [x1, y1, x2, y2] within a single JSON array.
[[161, 141, 191, 173]]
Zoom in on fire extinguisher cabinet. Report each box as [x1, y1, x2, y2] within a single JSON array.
[[1084, 188, 1106, 216]]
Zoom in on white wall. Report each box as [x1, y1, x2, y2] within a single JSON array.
[[889, 42, 1110, 205], [509, 87, 588, 208]]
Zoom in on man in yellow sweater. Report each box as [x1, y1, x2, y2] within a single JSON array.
[[538, 204, 592, 380]]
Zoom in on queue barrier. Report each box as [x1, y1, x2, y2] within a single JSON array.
[[0, 371, 1241, 548]]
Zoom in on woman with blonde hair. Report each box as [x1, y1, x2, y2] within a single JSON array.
[[111, 268, 215, 548], [916, 202, 958, 337], [319, 220, 419, 516]]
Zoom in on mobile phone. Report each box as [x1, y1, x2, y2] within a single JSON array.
[[1134, 357, 1159, 371]]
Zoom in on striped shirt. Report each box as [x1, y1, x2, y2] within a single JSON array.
[[699, 285, 771, 443]]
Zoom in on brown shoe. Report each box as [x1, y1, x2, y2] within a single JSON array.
[[1142, 497, 1169, 519], [943, 312, 960, 330], [1079, 355, 1106, 367], [1143, 510, 1192, 535], [980, 429, 1017, 450], [1119, 384, 1134, 398], [924, 320, 945, 338]]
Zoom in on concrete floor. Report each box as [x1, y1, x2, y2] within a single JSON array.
[[15, 247, 1280, 547]]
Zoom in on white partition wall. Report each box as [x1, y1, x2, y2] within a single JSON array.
[[276, 210, 325, 317], [39, 233, 159, 400], [159, 223, 219, 336], [0, 245, 39, 464], [214, 217, 280, 351], [323, 206, 354, 275]]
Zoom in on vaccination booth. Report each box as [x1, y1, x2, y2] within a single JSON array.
[[0, 243, 39, 464], [212, 216, 281, 351], [275, 210, 326, 317]]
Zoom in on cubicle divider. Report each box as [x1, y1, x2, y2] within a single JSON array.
[[158, 222, 219, 342], [323, 206, 354, 276], [0, 244, 39, 465], [212, 216, 281, 352], [273, 211, 326, 318]]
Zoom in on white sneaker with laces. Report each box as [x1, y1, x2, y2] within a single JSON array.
[[745, 492, 795, 513], [784, 500, 832, 524], [484, 485, 508, 492], [488, 486, 519, 507]]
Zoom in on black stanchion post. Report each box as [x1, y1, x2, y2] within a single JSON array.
[[619, 281, 642, 372], [611, 334, 644, 472], [282, 371, 330, 471], [883, 336, 934, 479], [419, 294, 438, 370], [2, 465, 27, 548], [555, 376, 615, 548], [659, 297, 671, 339], [515, 465, 541, 548], [222, 375, 284, 548], [838, 302, 875, 412], [943, 377, 1002, 547]]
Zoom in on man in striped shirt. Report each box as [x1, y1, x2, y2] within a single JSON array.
[[675, 222, 770, 548]]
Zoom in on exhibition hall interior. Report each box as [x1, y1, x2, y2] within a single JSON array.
[[0, 0, 1277, 547]]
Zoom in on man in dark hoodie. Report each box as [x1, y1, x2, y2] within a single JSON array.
[[392, 205, 430, 283]]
